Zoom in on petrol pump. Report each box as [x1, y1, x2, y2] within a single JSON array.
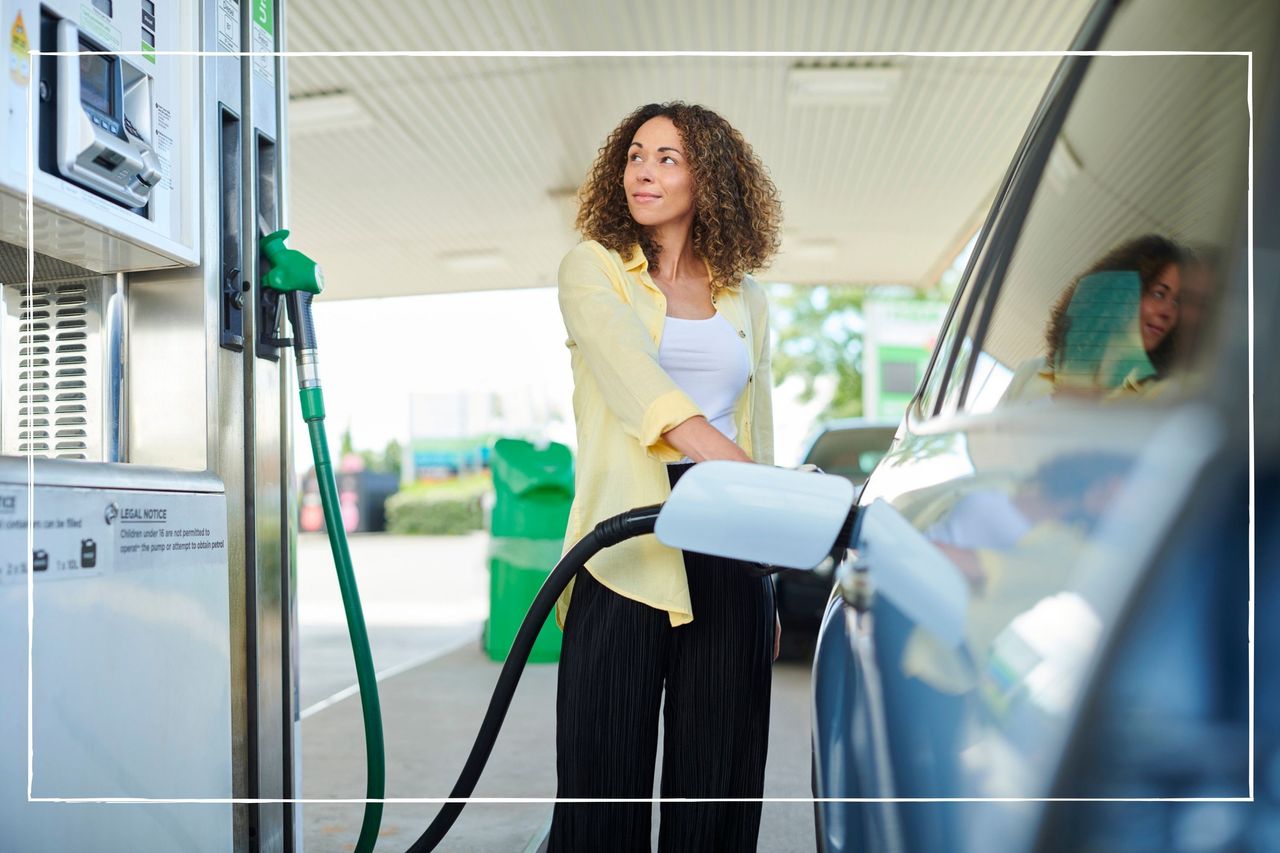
[[0, 0, 299, 850], [0, 4, 866, 850]]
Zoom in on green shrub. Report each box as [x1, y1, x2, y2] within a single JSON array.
[[397, 470, 492, 499], [385, 482, 489, 535]]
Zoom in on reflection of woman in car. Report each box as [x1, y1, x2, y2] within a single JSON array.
[[551, 102, 781, 852], [1002, 234, 1188, 403]]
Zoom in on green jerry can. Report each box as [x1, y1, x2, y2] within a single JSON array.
[[484, 438, 574, 662]]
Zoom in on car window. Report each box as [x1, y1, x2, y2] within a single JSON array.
[[934, 234, 1010, 416], [914, 185, 1019, 417], [914, 284, 968, 417], [916, 238, 995, 418], [957, 39, 1250, 413]]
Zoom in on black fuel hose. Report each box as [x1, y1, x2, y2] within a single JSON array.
[[406, 502, 665, 852]]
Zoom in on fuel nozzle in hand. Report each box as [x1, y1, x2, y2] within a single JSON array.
[[260, 228, 325, 404]]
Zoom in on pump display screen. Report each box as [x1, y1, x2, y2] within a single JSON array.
[[79, 53, 114, 117]]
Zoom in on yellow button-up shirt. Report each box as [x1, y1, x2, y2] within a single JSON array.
[[556, 240, 774, 627]]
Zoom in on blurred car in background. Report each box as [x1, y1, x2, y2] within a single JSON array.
[[808, 0, 1278, 850], [299, 465, 399, 534], [776, 420, 897, 659], [800, 420, 899, 486]]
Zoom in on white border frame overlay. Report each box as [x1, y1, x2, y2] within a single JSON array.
[[25, 48, 1254, 808]]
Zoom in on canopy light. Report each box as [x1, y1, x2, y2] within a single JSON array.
[[440, 250, 508, 273], [788, 65, 902, 105], [288, 90, 374, 136]]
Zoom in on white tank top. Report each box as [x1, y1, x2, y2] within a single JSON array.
[[658, 312, 750, 441]]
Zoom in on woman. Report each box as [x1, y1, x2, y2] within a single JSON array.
[[550, 102, 782, 852], [1003, 233, 1186, 403]]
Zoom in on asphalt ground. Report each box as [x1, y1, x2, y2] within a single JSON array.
[[298, 532, 817, 853]]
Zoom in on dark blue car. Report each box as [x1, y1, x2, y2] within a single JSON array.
[[810, 0, 1279, 850]]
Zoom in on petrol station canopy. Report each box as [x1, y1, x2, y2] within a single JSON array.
[[284, 0, 1095, 300]]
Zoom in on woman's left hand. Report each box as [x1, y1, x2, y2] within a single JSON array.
[[773, 613, 781, 661]]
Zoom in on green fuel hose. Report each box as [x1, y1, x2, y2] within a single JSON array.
[[300, 385, 386, 853], [262, 230, 385, 853]]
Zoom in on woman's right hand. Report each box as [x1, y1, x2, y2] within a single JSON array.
[[662, 416, 752, 463]]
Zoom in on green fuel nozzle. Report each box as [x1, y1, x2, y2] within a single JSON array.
[[258, 227, 385, 853], [261, 228, 324, 294], [260, 228, 323, 356]]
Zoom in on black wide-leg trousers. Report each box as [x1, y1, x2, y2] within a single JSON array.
[[549, 470, 776, 852]]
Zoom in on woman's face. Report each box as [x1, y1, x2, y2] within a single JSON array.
[[1139, 262, 1181, 352], [624, 116, 696, 231]]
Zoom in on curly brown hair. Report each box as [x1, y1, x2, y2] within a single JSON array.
[[576, 102, 782, 288], [1045, 234, 1189, 376]]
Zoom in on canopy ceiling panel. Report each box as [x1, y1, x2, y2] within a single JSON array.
[[285, 0, 1093, 299]]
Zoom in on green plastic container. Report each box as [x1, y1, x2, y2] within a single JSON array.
[[484, 438, 574, 663]]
